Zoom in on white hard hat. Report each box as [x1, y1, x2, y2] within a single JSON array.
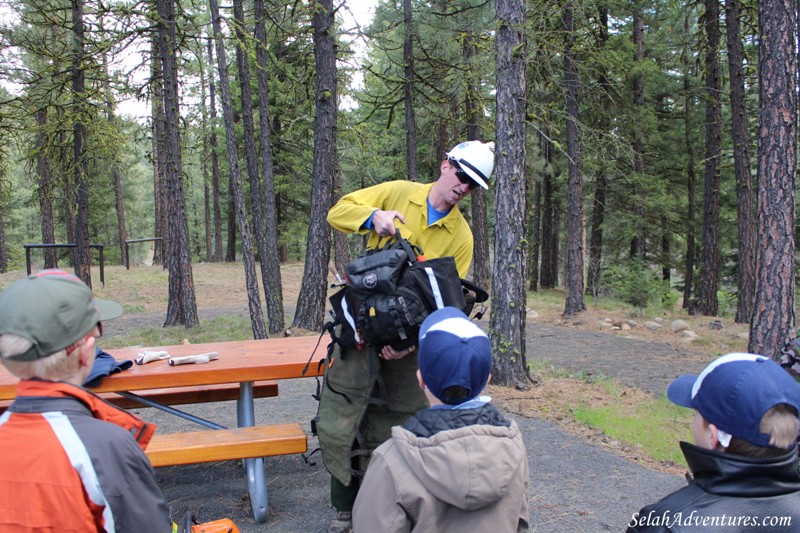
[[445, 140, 495, 190]]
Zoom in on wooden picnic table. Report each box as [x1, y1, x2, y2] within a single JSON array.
[[0, 335, 327, 523]]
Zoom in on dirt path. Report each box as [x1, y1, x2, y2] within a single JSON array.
[[527, 323, 712, 394]]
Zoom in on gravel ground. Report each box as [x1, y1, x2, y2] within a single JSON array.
[[109, 310, 697, 532], [143, 380, 685, 533]]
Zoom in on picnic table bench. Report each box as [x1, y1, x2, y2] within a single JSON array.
[[0, 335, 327, 523]]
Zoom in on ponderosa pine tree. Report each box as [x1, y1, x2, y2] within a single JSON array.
[[490, 0, 528, 387], [292, 0, 336, 332], [208, 0, 266, 338], [750, 0, 796, 358], [156, 0, 199, 327]]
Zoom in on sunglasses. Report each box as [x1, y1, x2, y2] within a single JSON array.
[[451, 160, 478, 190]]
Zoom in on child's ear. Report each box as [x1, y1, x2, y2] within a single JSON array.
[[416, 369, 425, 390], [707, 423, 722, 450]]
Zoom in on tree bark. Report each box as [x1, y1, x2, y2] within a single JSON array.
[[151, 32, 167, 268], [206, 37, 224, 263], [696, 0, 722, 316], [539, 128, 558, 289], [403, 0, 418, 182], [490, 0, 528, 387], [198, 37, 212, 263], [587, 6, 609, 298], [157, 0, 199, 328], [208, 0, 266, 339], [682, 12, 697, 310], [34, 108, 58, 269], [233, 0, 274, 338], [71, 0, 91, 287], [562, 3, 586, 316], [750, 0, 796, 358], [102, 55, 128, 269], [724, 0, 756, 324], [465, 35, 491, 289], [528, 171, 542, 291], [630, 0, 646, 260], [291, 0, 336, 332], [254, 0, 285, 334]]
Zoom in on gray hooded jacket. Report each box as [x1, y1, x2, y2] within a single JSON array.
[[353, 404, 530, 533]]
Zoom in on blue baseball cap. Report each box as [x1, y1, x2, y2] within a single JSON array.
[[668, 353, 800, 446], [418, 307, 491, 405]]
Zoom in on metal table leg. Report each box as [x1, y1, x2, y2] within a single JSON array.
[[239, 382, 269, 523]]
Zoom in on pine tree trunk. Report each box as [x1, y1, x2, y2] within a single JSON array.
[[233, 0, 273, 338], [630, 0, 646, 259], [587, 6, 609, 298], [225, 177, 237, 262], [102, 70, 128, 269], [490, 0, 528, 388], [157, 0, 199, 328], [198, 39, 212, 263], [207, 37, 224, 263], [151, 32, 166, 268], [562, 3, 586, 316], [208, 0, 266, 339], [465, 36, 491, 289], [528, 172, 541, 291], [725, 0, 756, 324], [682, 12, 697, 310], [292, 0, 336, 332], [34, 109, 58, 269], [696, 0, 722, 316], [254, 0, 285, 333], [539, 129, 558, 289], [71, 0, 91, 287], [587, 171, 606, 297], [403, 0, 418, 182], [750, 0, 796, 358]]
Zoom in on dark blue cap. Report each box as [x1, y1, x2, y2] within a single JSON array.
[[418, 307, 491, 405], [668, 353, 800, 446]]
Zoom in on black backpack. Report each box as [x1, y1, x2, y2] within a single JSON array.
[[328, 235, 487, 351]]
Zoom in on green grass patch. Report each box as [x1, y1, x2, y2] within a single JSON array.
[[101, 316, 253, 349], [573, 389, 693, 465]]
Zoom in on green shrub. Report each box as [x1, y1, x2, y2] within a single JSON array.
[[601, 260, 669, 315]]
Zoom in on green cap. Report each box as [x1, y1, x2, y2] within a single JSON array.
[[0, 269, 123, 361]]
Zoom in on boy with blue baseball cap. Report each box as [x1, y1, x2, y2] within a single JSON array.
[[352, 307, 530, 532], [627, 353, 800, 532]]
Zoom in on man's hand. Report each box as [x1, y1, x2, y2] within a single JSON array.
[[379, 344, 416, 360], [372, 210, 406, 237]]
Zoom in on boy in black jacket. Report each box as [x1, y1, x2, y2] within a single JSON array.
[[627, 353, 800, 532]]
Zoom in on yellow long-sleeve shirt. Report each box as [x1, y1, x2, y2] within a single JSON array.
[[327, 180, 474, 277]]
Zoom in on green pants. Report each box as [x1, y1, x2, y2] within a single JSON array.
[[316, 340, 427, 491]]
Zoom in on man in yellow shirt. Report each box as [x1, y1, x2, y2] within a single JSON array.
[[319, 140, 494, 533]]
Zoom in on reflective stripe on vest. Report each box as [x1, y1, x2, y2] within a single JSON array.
[[43, 411, 116, 532], [424, 267, 445, 309]]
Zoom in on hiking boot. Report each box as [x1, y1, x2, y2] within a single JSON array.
[[328, 510, 352, 533]]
